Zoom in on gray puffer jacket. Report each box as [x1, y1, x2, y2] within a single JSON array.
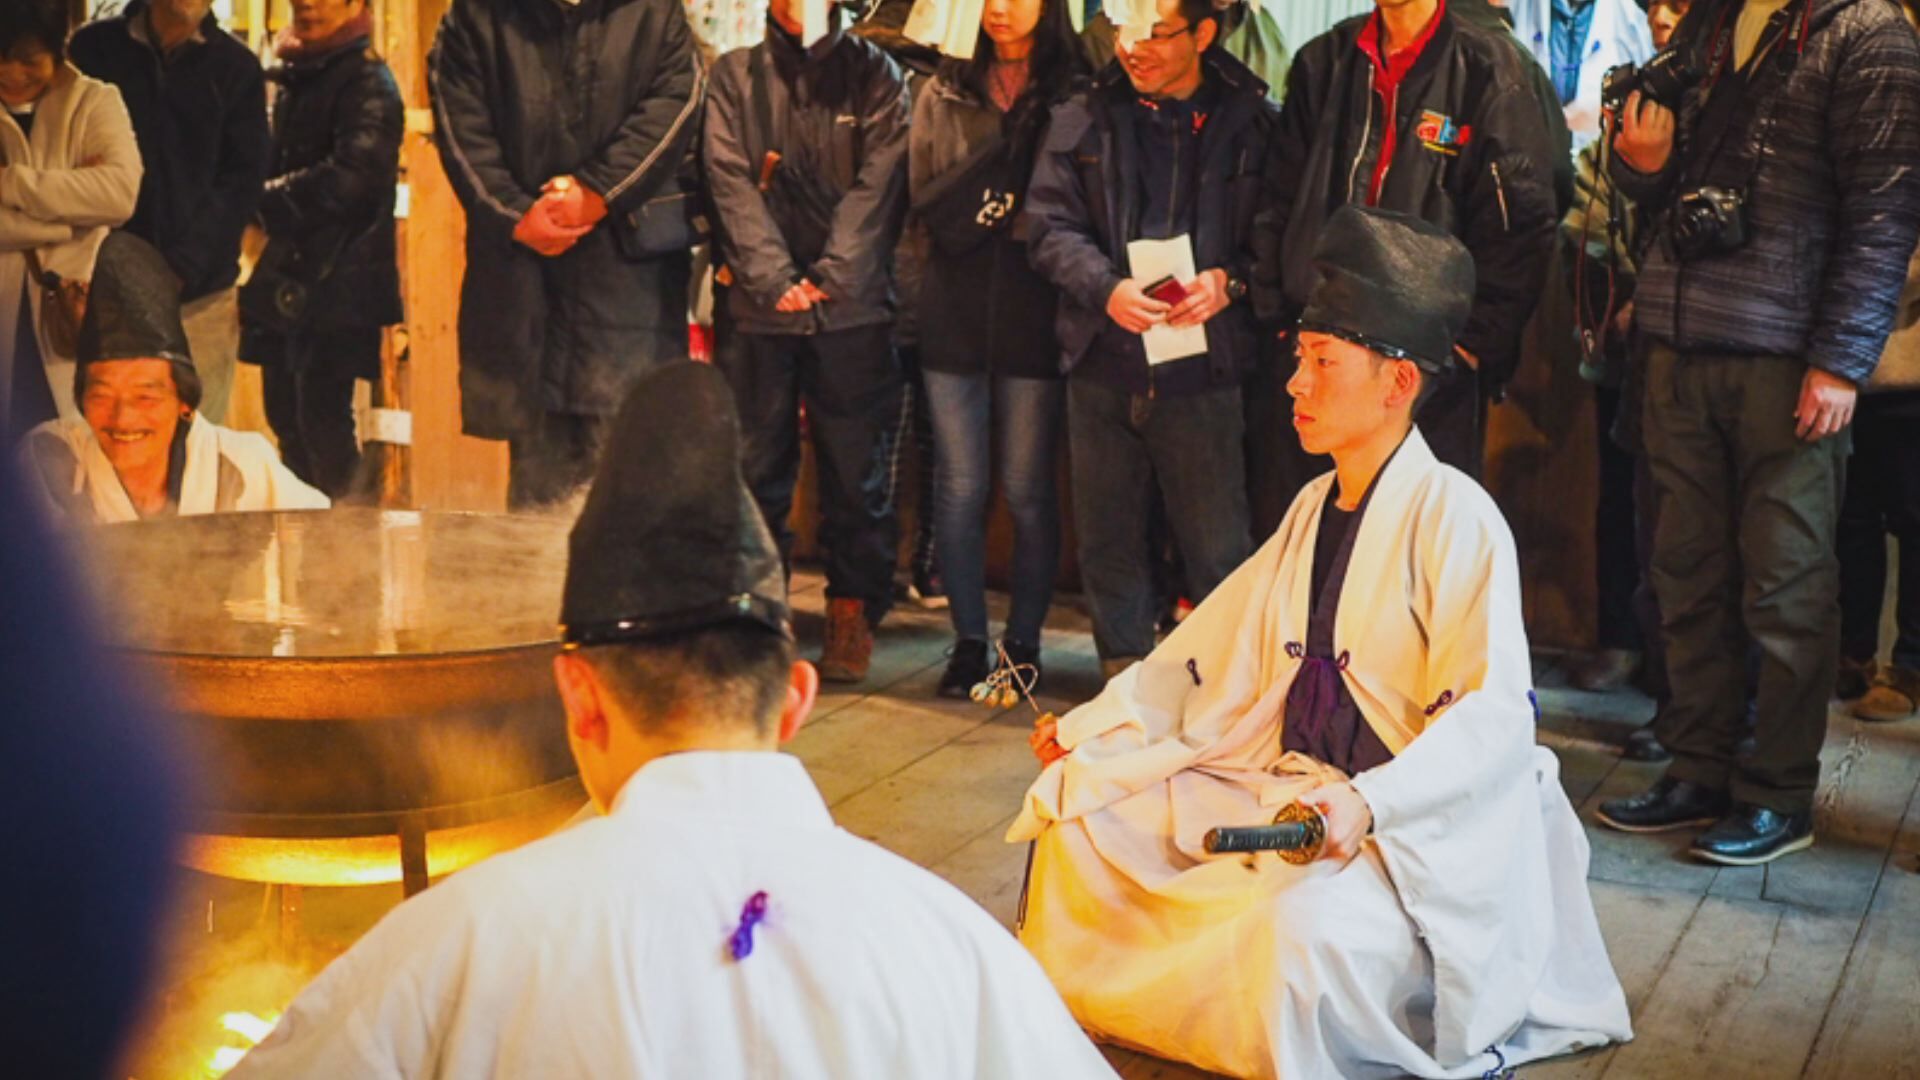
[[1614, 0, 1920, 384], [703, 16, 910, 336]]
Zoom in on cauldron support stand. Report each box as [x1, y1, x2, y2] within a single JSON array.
[[399, 815, 430, 897]]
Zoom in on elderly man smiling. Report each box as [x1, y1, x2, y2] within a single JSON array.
[[19, 233, 325, 522]]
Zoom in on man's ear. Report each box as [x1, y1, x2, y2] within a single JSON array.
[[1388, 358, 1423, 412], [553, 652, 612, 751], [1195, 14, 1219, 53], [776, 659, 821, 744]]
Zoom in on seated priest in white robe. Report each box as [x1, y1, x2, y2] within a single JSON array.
[[1012, 207, 1632, 1080], [227, 362, 1116, 1080], [17, 234, 326, 522]]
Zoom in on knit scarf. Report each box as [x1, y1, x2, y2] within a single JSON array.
[[274, 8, 374, 63]]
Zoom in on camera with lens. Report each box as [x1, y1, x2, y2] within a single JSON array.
[[1668, 186, 1748, 261], [1602, 46, 1701, 113]]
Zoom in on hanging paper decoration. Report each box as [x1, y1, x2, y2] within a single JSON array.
[[685, 0, 771, 55]]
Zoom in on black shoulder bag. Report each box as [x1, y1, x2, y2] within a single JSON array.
[[240, 218, 376, 337]]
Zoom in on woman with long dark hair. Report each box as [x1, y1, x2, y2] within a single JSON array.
[[914, 0, 1086, 698]]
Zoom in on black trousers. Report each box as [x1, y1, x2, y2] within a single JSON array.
[[508, 411, 611, 510], [1594, 385, 1646, 652], [714, 320, 903, 623], [1837, 394, 1920, 672], [895, 344, 938, 580], [260, 326, 378, 498]]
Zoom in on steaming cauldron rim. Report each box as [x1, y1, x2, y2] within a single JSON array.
[[130, 644, 563, 721], [191, 776, 587, 839]]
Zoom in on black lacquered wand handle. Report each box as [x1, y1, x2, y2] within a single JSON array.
[[1203, 822, 1315, 853], [1202, 802, 1327, 865]]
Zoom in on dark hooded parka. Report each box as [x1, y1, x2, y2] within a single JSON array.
[[428, 0, 705, 440]]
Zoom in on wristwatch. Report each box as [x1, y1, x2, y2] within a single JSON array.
[[1225, 275, 1249, 303]]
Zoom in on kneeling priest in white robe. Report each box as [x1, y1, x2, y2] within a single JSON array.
[[1013, 206, 1632, 1079], [18, 234, 326, 522], [230, 363, 1115, 1080]]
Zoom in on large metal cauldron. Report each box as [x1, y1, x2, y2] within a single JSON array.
[[80, 509, 586, 894]]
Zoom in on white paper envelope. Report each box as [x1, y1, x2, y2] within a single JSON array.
[[1127, 235, 1208, 365]]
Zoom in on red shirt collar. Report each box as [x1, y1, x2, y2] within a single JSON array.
[[1357, 0, 1447, 89]]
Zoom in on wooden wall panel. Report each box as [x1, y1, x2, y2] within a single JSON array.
[[386, 0, 509, 512]]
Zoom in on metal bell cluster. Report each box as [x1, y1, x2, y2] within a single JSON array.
[[969, 681, 1023, 709]]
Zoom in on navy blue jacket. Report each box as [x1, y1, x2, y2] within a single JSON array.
[[70, 2, 270, 301], [1025, 51, 1277, 390]]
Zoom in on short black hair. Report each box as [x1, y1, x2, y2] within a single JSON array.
[[73, 360, 204, 412], [1176, 0, 1222, 37], [1367, 353, 1446, 418], [0, 0, 70, 65], [581, 623, 795, 737]]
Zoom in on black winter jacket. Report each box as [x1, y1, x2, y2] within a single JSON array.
[[70, 2, 270, 302], [247, 37, 403, 375], [429, 0, 702, 437], [1025, 52, 1277, 387], [1613, 0, 1920, 385], [1249, 6, 1561, 387], [703, 18, 910, 336], [909, 68, 1071, 379]]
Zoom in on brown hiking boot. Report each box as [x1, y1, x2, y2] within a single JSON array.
[[818, 598, 874, 683], [1852, 665, 1920, 723]]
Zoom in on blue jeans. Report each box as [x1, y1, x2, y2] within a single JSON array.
[[1068, 377, 1252, 660], [922, 370, 1064, 646]]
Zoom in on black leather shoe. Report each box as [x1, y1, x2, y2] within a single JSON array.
[[1690, 804, 1814, 866], [1623, 721, 1671, 763], [1595, 777, 1730, 833], [937, 639, 991, 700], [999, 639, 1043, 696]]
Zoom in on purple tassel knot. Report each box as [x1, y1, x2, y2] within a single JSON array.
[[728, 891, 770, 961]]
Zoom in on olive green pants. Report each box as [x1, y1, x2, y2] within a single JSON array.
[[1643, 345, 1846, 814]]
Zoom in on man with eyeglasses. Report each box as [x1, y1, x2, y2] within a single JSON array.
[[1026, 0, 1276, 681], [1247, 0, 1560, 513]]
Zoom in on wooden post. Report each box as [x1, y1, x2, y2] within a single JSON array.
[[370, 0, 509, 511]]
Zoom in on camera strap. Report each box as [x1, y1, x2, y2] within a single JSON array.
[[1681, 0, 1806, 193]]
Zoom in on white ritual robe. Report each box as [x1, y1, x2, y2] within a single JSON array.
[[229, 752, 1118, 1080], [1009, 430, 1631, 1079], [18, 416, 328, 523]]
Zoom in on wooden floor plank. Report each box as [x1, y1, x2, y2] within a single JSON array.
[[1541, 729, 1625, 810], [924, 813, 1030, 930], [1754, 712, 1920, 917], [787, 694, 987, 807], [1803, 779, 1920, 1080], [827, 721, 1041, 867], [1598, 896, 1859, 1080]]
